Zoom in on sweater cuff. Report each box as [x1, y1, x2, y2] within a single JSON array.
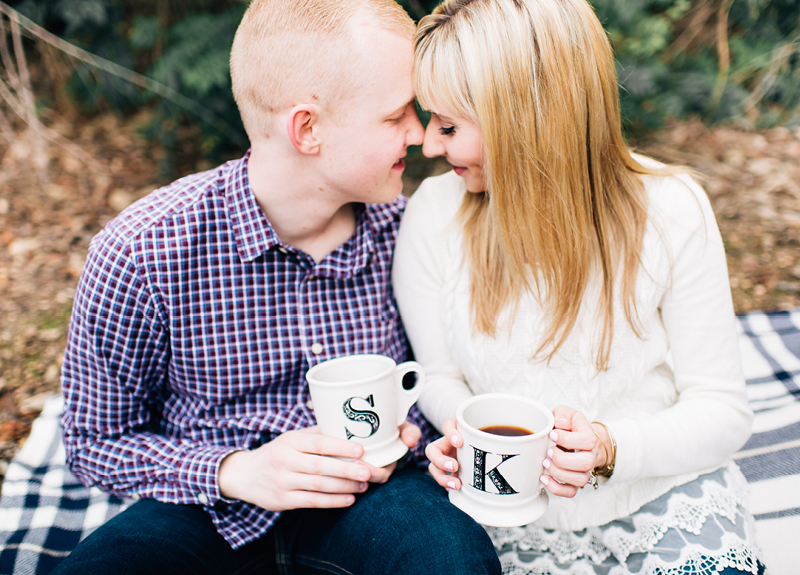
[[601, 418, 643, 484]]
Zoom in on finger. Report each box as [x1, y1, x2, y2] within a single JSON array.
[[290, 428, 366, 459], [546, 446, 595, 473], [288, 451, 373, 483], [428, 461, 461, 491], [551, 405, 576, 431], [542, 462, 593, 489], [548, 427, 595, 452], [357, 460, 394, 484], [425, 437, 458, 472], [399, 422, 422, 448], [275, 491, 358, 511], [441, 418, 462, 448], [288, 470, 369, 496], [539, 474, 580, 498]]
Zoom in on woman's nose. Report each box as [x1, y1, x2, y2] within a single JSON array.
[[421, 122, 444, 158]]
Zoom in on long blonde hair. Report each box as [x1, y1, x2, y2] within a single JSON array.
[[414, 0, 660, 370]]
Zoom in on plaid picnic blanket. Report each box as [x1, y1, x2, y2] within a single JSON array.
[[1, 309, 799, 575]]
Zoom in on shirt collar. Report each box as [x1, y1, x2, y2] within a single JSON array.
[[224, 151, 386, 275], [225, 150, 282, 262]]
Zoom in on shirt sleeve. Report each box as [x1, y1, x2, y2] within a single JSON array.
[[607, 173, 753, 483], [393, 179, 474, 433], [61, 230, 238, 507]]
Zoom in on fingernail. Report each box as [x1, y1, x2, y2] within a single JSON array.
[[358, 470, 369, 481], [542, 459, 551, 469], [359, 482, 368, 491], [450, 435, 459, 447], [447, 480, 456, 490], [549, 430, 558, 442], [547, 448, 554, 458], [444, 460, 455, 472], [540, 475, 550, 485]]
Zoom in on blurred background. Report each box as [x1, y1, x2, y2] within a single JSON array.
[[0, 0, 798, 491]]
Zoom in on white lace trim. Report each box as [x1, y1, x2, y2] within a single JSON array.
[[489, 465, 762, 575]]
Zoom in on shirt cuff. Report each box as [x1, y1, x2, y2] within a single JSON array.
[[176, 444, 242, 507]]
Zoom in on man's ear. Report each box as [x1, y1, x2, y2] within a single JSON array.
[[287, 104, 321, 155]]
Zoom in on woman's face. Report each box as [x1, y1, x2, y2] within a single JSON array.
[[422, 109, 487, 193]]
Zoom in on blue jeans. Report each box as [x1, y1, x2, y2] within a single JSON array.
[[50, 467, 500, 575]]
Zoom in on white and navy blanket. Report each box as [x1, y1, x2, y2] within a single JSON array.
[[1, 310, 799, 575]]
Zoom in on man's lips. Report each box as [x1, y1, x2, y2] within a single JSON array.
[[392, 159, 405, 170]]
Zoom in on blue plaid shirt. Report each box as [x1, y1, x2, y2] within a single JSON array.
[[61, 152, 436, 549]]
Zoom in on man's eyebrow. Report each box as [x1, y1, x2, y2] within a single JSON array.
[[388, 98, 417, 117]]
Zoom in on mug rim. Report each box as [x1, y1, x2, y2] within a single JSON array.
[[456, 393, 554, 441], [306, 353, 397, 387]]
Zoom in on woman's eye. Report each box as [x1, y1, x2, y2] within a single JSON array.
[[439, 125, 456, 136]]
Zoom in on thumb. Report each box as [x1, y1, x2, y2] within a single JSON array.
[[552, 405, 576, 431]]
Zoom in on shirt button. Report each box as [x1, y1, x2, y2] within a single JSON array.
[[311, 342, 323, 355], [308, 274, 316, 280], [198, 492, 209, 505], [306, 399, 314, 410], [277, 246, 288, 254]]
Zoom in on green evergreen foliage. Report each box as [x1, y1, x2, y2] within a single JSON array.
[[9, 0, 800, 162]]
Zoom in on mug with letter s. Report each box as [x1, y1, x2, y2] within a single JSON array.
[[449, 393, 554, 527], [305, 354, 425, 467]]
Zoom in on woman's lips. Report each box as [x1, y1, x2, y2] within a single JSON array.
[[453, 166, 466, 176]]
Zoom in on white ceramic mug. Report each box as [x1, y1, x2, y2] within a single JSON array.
[[449, 393, 554, 527], [306, 354, 425, 467]]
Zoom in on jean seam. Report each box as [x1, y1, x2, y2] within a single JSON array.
[[295, 554, 357, 575]]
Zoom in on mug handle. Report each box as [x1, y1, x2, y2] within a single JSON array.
[[392, 361, 426, 426]]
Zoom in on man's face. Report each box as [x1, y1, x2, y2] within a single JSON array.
[[317, 23, 424, 205]]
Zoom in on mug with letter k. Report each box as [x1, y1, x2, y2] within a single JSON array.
[[305, 354, 425, 467], [449, 393, 554, 527]]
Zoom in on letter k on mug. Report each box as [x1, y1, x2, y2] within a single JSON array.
[[449, 393, 554, 527]]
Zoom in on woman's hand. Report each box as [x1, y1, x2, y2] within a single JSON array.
[[425, 417, 463, 490], [539, 405, 609, 498]]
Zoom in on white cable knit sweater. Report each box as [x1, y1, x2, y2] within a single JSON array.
[[392, 162, 753, 532]]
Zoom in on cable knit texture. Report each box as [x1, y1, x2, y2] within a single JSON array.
[[392, 158, 760, 571]]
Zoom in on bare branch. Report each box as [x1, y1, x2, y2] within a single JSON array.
[[0, 1, 247, 147], [0, 75, 106, 174], [0, 104, 14, 143], [710, 0, 734, 110], [0, 17, 22, 93]]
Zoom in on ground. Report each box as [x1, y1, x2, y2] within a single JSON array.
[[0, 110, 799, 493]]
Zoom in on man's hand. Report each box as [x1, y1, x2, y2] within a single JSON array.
[[218, 427, 373, 511], [218, 422, 422, 511]]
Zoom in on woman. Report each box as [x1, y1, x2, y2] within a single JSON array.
[[392, 0, 765, 573]]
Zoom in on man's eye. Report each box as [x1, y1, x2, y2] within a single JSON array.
[[439, 125, 455, 136]]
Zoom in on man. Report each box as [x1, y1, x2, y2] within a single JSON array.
[[54, 1, 500, 573]]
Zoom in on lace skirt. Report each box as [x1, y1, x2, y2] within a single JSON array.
[[486, 463, 763, 575]]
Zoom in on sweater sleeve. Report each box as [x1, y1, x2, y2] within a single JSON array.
[[393, 178, 474, 433], [607, 173, 753, 483]]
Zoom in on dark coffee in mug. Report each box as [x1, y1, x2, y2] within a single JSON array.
[[480, 425, 533, 437]]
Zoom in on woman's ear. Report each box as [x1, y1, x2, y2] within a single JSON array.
[[286, 104, 321, 154]]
